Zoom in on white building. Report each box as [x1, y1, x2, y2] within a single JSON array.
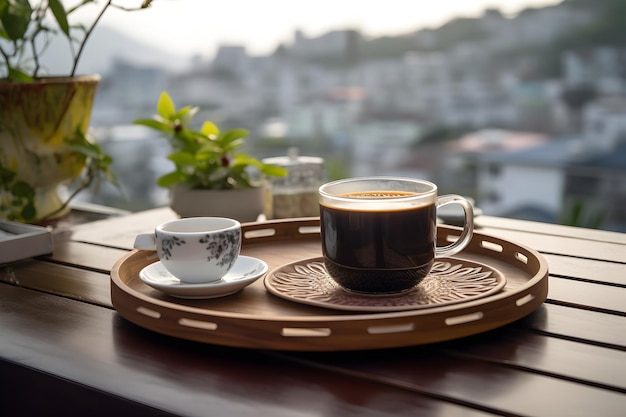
[[284, 87, 365, 140], [562, 47, 626, 94], [583, 97, 626, 149], [349, 113, 429, 177], [476, 129, 626, 230], [477, 140, 569, 222]]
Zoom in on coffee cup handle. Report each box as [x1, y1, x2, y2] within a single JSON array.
[[435, 195, 474, 257], [134, 233, 157, 251]]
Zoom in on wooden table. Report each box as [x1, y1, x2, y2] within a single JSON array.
[[1, 207, 624, 417]]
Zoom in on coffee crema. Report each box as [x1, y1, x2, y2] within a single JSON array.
[[320, 193, 436, 294], [341, 191, 419, 199]]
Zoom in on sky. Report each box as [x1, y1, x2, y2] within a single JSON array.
[[84, 0, 564, 58]]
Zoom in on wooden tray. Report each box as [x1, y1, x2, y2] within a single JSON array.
[[110, 218, 548, 351]]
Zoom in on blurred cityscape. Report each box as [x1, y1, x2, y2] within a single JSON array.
[[84, 0, 626, 232]]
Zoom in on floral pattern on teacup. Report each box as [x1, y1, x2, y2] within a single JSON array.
[[159, 236, 186, 260], [199, 230, 240, 267]]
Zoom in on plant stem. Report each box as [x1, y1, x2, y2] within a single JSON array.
[[71, 0, 112, 76], [70, 1, 153, 76]]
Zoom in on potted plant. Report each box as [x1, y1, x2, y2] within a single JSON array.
[[0, 0, 152, 223], [134, 92, 288, 222]]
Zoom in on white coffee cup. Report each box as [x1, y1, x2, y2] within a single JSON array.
[[133, 217, 241, 284]]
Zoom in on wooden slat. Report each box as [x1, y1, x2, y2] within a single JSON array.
[[517, 304, 626, 349], [46, 240, 130, 272], [0, 284, 496, 417], [547, 277, 626, 314], [0, 360, 177, 417], [66, 207, 178, 249], [475, 226, 626, 262], [442, 327, 626, 391], [476, 216, 626, 245], [280, 347, 626, 417], [543, 254, 626, 285], [0, 260, 112, 308]]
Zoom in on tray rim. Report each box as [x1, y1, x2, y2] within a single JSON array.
[[110, 218, 549, 350], [113, 252, 544, 321]]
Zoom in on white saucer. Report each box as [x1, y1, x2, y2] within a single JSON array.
[[139, 256, 268, 299]]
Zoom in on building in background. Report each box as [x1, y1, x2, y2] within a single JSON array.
[[87, 1, 626, 231]]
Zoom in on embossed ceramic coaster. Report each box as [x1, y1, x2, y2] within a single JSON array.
[[264, 257, 506, 312]]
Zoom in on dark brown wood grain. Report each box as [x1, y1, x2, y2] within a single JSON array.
[[542, 253, 626, 285], [517, 304, 625, 349], [475, 225, 626, 263], [0, 259, 112, 307], [1, 209, 624, 417], [0, 284, 496, 417], [476, 216, 626, 245], [547, 276, 626, 314], [277, 347, 625, 417], [441, 327, 626, 391]]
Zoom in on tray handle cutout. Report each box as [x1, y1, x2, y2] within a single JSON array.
[[515, 252, 529, 264], [137, 306, 161, 319], [445, 311, 484, 326], [298, 226, 321, 235], [281, 327, 332, 337], [244, 228, 277, 239], [179, 318, 218, 331], [367, 323, 415, 335], [516, 293, 535, 307], [480, 240, 504, 253]]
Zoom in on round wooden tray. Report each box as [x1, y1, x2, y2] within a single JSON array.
[[110, 218, 549, 351]]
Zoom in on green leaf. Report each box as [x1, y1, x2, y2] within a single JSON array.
[[220, 129, 249, 146], [185, 129, 209, 140], [157, 171, 187, 188], [21, 202, 36, 222], [11, 181, 34, 198], [216, 138, 243, 153], [7, 66, 33, 82], [228, 168, 253, 188], [176, 105, 198, 122], [207, 166, 230, 183], [48, 0, 70, 36], [195, 146, 222, 158], [201, 121, 219, 137], [0, 0, 32, 40], [232, 153, 260, 167], [260, 164, 288, 177], [157, 92, 176, 118], [133, 118, 171, 132], [167, 151, 196, 166]]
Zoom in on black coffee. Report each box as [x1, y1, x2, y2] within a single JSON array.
[[320, 191, 436, 294]]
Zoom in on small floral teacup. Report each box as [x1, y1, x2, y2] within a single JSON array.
[[134, 217, 241, 284]]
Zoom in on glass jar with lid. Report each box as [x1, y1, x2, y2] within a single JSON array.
[[262, 148, 324, 219]]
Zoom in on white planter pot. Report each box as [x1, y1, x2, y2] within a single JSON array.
[[169, 186, 268, 223]]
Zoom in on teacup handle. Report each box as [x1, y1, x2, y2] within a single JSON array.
[[134, 233, 157, 251], [435, 195, 474, 257]]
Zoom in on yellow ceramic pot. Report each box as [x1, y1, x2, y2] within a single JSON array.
[[0, 75, 100, 222]]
